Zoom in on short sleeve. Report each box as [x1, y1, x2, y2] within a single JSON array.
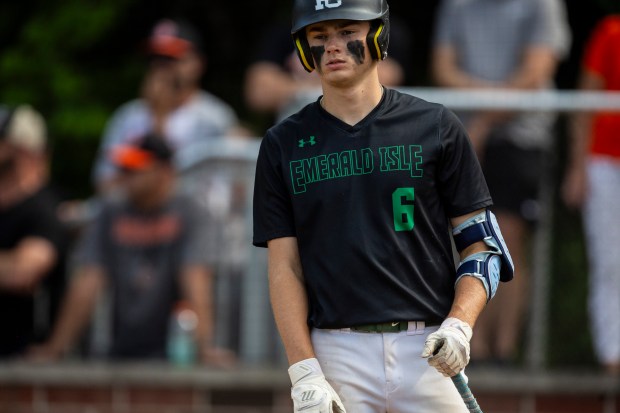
[[72, 208, 108, 268], [252, 133, 296, 247], [437, 108, 493, 217], [583, 17, 614, 79], [527, 0, 571, 59]]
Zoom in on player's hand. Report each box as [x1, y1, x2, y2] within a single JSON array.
[[288, 358, 346, 413], [421, 317, 473, 377]]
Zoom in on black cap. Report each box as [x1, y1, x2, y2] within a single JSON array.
[[291, 0, 389, 35]]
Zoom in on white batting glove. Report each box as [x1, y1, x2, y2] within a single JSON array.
[[288, 358, 346, 413], [421, 317, 473, 377]]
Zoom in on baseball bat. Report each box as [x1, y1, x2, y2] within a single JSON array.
[[451, 372, 483, 413], [431, 339, 483, 413]]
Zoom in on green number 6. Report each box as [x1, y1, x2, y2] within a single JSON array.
[[392, 187, 415, 231]]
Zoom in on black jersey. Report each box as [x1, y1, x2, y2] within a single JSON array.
[[253, 88, 492, 328]]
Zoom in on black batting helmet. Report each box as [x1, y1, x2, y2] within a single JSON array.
[[291, 0, 390, 72]]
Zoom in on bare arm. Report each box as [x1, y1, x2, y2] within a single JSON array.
[[432, 45, 502, 154], [267, 237, 314, 365], [486, 46, 560, 124], [506, 47, 559, 90], [180, 263, 238, 366], [432, 46, 497, 89], [244, 62, 303, 113], [433, 42, 559, 91], [28, 265, 106, 359], [562, 70, 604, 208], [433, 43, 561, 153], [0, 237, 57, 293], [181, 265, 214, 351]]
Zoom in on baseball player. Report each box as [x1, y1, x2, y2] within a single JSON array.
[[252, 0, 514, 412]]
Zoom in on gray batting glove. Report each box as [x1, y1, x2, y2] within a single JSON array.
[[288, 358, 347, 413], [421, 317, 473, 377]]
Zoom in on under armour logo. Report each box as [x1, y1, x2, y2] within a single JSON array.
[[315, 0, 342, 11], [298, 136, 316, 148], [301, 390, 317, 402]]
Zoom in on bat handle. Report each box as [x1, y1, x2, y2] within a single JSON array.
[[451, 372, 483, 413]]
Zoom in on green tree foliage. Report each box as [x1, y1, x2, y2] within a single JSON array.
[[0, 0, 142, 197]]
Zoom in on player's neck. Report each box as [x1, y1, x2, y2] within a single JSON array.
[[320, 76, 384, 126]]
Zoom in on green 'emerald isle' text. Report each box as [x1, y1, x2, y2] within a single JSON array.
[[290, 145, 423, 194]]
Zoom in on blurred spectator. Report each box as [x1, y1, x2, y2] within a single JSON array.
[[244, 14, 413, 123], [562, 15, 620, 376], [0, 105, 69, 358], [93, 18, 249, 195], [29, 134, 235, 365], [432, 0, 571, 366]]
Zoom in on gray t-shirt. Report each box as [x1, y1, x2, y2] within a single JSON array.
[[74, 193, 218, 358], [93, 90, 239, 185], [433, 0, 571, 149]]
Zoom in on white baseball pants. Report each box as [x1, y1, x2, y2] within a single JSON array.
[[311, 322, 469, 413], [585, 157, 620, 365]]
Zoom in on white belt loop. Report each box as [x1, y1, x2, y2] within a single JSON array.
[[406, 321, 425, 335]]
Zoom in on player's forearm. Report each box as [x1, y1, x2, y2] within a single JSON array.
[[267, 238, 315, 365], [448, 276, 487, 328], [269, 269, 315, 365]]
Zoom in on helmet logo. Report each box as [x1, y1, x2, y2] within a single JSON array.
[[315, 0, 342, 11]]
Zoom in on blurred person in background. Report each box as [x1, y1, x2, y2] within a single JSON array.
[[0, 105, 69, 358], [93, 18, 248, 195], [562, 14, 620, 376], [29, 133, 235, 365], [244, 14, 413, 125], [432, 0, 571, 366]]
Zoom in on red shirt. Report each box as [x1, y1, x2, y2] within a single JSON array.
[[583, 15, 620, 158]]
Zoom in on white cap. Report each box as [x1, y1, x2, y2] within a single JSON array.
[[0, 105, 47, 153]]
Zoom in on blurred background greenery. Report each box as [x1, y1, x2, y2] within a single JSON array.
[[1, 0, 617, 369]]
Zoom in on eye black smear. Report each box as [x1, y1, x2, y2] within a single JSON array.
[[310, 46, 325, 71], [347, 40, 365, 64]]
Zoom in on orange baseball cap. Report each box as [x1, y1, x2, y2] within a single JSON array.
[[147, 19, 203, 59], [111, 133, 173, 171]]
